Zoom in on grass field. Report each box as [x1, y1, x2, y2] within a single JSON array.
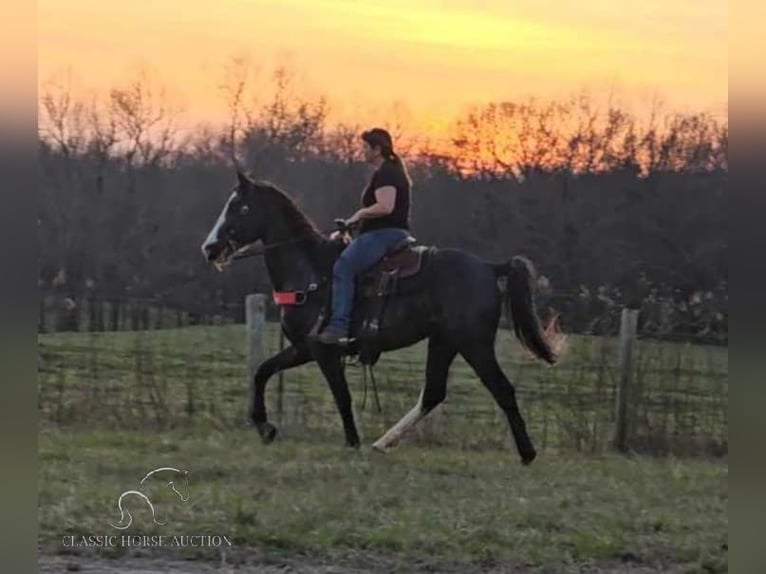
[[38, 324, 728, 572]]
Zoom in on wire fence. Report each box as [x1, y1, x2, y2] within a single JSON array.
[[37, 293, 728, 457]]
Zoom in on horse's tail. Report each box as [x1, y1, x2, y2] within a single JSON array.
[[494, 255, 562, 365]]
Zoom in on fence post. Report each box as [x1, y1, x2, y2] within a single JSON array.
[[614, 307, 639, 453], [246, 294, 266, 407]]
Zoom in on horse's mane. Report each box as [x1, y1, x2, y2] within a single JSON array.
[[254, 180, 324, 240]]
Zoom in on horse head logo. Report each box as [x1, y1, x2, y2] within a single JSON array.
[[108, 467, 190, 530]]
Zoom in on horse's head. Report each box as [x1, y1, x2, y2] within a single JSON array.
[[166, 470, 190, 503], [201, 170, 266, 271], [139, 467, 191, 503]]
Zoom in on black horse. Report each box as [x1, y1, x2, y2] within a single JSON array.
[[201, 170, 562, 465]]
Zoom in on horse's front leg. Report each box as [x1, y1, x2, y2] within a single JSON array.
[[251, 344, 312, 443], [313, 345, 360, 448]]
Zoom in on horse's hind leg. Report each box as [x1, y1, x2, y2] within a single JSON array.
[[459, 343, 536, 465], [372, 336, 456, 452]]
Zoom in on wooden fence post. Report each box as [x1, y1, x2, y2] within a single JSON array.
[[614, 307, 639, 453], [246, 295, 266, 393]]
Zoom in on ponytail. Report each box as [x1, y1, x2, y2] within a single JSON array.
[[381, 146, 396, 161], [387, 150, 412, 186]]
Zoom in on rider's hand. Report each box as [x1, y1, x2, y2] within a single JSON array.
[[329, 230, 342, 240], [345, 210, 364, 227]]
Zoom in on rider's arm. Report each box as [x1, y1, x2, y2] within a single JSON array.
[[346, 186, 396, 224]]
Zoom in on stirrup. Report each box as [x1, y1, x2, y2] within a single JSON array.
[[310, 331, 356, 346]]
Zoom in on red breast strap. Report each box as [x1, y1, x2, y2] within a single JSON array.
[[273, 291, 299, 306]]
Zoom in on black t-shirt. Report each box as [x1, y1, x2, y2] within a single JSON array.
[[359, 159, 411, 234]]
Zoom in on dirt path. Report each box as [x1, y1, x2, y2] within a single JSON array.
[[38, 554, 362, 573], [38, 553, 692, 573]]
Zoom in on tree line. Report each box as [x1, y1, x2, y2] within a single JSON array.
[[38, 68, 727, 340]]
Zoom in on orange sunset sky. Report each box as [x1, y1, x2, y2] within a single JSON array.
[[39, 0, 728, 139]]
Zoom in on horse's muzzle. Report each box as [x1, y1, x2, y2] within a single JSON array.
[[202, 241, 231, 270]]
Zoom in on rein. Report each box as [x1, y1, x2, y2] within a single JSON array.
[[230, 228, 335, 261], [231, 221, 354, 261]]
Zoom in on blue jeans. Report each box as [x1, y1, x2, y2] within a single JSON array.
[[328, 228, 411, 332]]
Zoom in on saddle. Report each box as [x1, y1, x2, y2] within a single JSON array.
[[353, 235, 433, 363], [358, 235, 429, 297], [311, 234, 433, 364]]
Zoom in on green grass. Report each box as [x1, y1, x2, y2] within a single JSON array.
[[38, 428, 727, 572], [37, 324, 728, 571]]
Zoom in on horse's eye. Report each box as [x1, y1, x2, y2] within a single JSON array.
[[240, 205, 249, 215]]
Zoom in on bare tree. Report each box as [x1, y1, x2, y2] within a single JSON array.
[[39, 71, 88, 158], [220, 60, 328, 171], [714, 117, 728, 171], [219, 56, 252, 163], [324, 122, 363, 164], [108, 70, 180, 168]]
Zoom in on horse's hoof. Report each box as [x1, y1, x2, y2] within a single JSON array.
[[371, 441, 389, 454], [345, 437, 360, 449], [521, 449, 537, 466], [257, 422, 278, 444]]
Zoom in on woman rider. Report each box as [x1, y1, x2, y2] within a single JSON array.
[[312, 127, 412, 344]]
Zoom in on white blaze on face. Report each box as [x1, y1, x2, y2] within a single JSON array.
[[201, 192, 236, 258]]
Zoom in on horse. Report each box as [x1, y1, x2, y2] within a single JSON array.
[[201, 170, 563, 465], [109, 467, 190, 530]]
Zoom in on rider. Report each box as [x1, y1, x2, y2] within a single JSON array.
[[312, 127, 413, 344]]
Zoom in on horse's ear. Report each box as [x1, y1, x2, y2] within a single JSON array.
[[236, 169, 252, 188]]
